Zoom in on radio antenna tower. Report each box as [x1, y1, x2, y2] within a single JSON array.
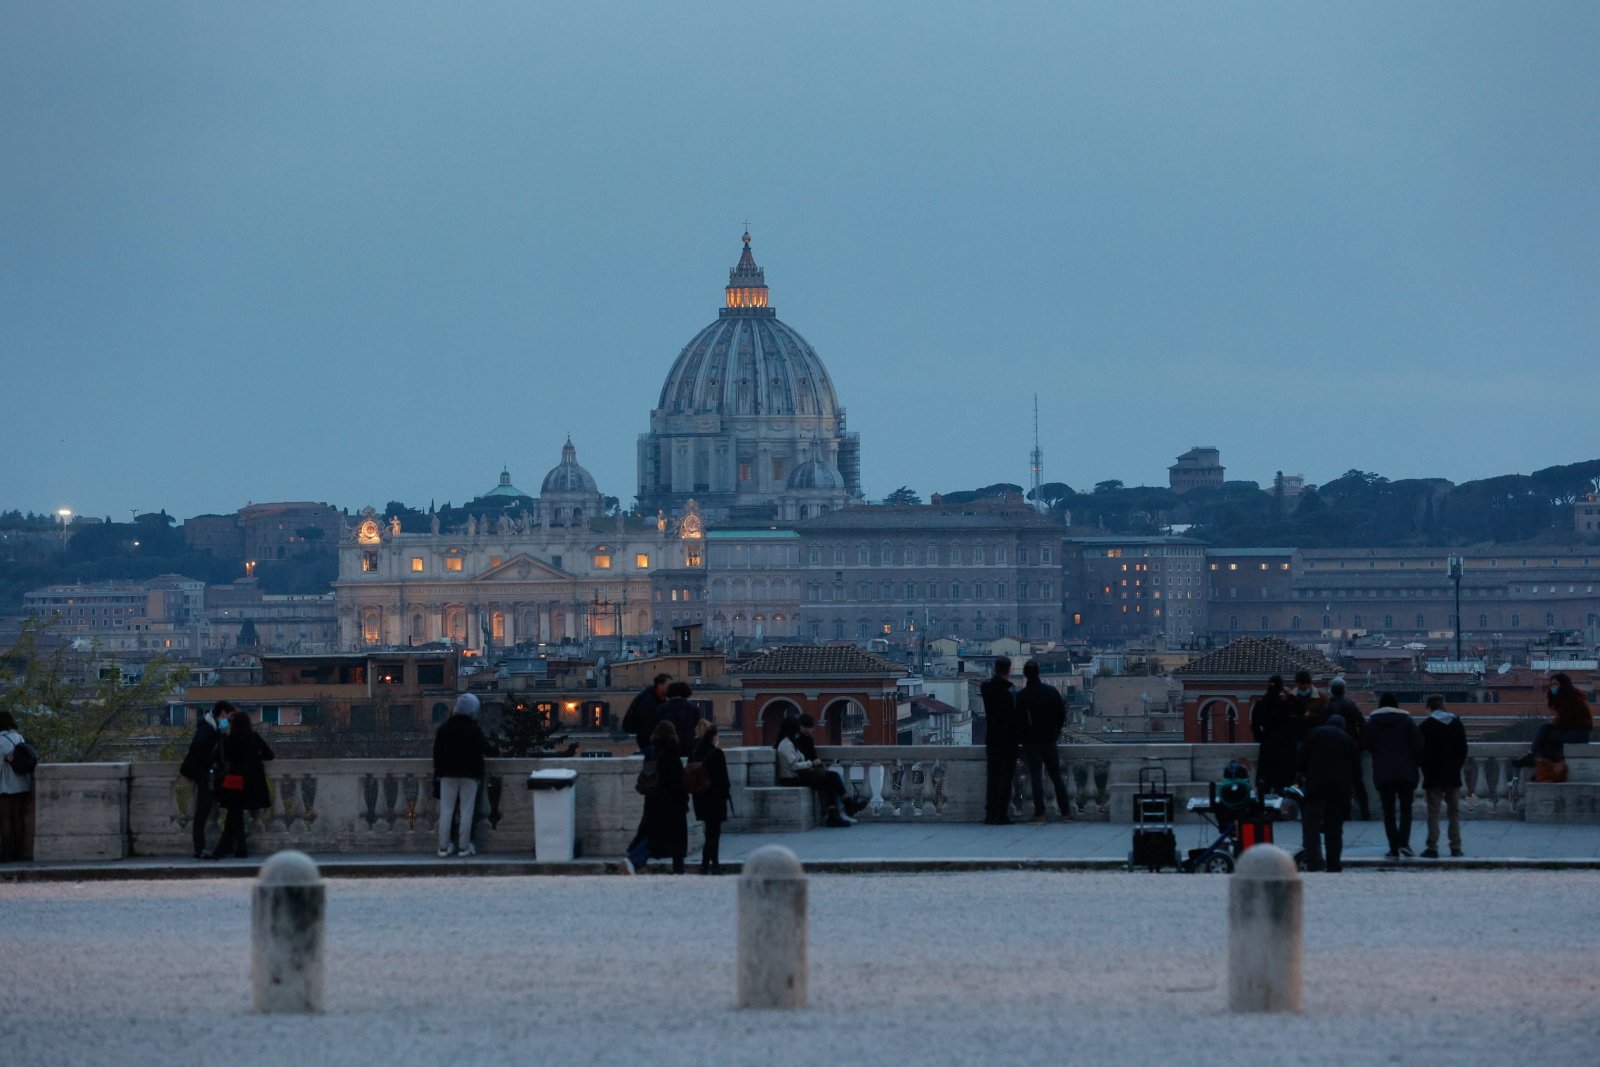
[[1029, 393, 1044, 510]]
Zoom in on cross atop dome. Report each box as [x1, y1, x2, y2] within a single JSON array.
[[726, 229, 769, 312]]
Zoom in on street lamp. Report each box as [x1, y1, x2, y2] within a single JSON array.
[[1447, 555, 1465, 662], [56, 508, 72, 548]]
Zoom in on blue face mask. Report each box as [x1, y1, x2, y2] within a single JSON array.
[[218, 717, 231, 732], [1551, 685, 1561, 696]]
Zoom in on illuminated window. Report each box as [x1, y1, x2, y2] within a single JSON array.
[[362, 551, 378, 573], [1229, 563, 1238, 571], [490, 556, 502, 568], [635, 553, 650, 568], [445, 557, 463, 572], [593, 554, 612, 569], [410, 557, 424, 572]]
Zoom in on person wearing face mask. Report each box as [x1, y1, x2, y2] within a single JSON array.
[[1511, 673, 1594, 774], [178, 700, 230, 859], [211, 710, 274, 860], [1287, 670, 1326, 725]]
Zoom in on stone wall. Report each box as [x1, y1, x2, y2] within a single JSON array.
[[24, 742, 1580, 861]]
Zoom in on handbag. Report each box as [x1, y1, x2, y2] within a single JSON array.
[[220, 773, 246, 792], [683, 761, 710, 794], [1533, 758, 1569, 784], [634, 757, 659, 795]]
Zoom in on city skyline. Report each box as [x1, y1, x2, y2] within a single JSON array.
[[5, 4, 1598, 519]]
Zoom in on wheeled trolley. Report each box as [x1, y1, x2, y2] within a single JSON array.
[[1127, 765, 1179, 871]]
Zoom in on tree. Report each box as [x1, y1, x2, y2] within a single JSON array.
[[491, 697, 572, 757], [884, 486, 922, 506], [0, 620, 187, 762], [1093, 479, 1124, 494]]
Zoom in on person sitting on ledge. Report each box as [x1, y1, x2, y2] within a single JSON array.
[[1512, 672, 1594, 771], [775, 717, 860, 827]]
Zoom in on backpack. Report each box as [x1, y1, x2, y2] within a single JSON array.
[[682, 761, 710, 795], [4, 733, 38, 778], [634, 757, 659, 795]]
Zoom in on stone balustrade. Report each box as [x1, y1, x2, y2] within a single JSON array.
[[23, 742, 1583, 861]]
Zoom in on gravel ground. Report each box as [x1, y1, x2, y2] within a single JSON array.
[[2, 870, 1596, 1066]]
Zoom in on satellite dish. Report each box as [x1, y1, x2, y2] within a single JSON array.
[[1497, 662, 1512, 675]]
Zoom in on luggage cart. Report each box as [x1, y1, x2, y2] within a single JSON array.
[[1127, 765, 1179, 871]]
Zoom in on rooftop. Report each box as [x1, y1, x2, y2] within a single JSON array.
[[1171, 636, 1339, 678], [728, 644, 906, 676]]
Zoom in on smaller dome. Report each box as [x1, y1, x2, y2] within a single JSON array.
[[484, 468, 528, 498], [541, 438, 600, 496], [787, 457, 846, 491]]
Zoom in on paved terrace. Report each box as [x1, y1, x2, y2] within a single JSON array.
[[3, 869, 1595, 1066]]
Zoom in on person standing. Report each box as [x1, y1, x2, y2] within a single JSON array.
[[1249, 676, 1301, 795], [1419, 694, 1468, 859], [981, 658, 1020, 825], [624, 719, 688, 874], [1015, 662, 1072, 822], [1296, 712, 1360, 872], [434, 693, 492, 858], [211, 710, 274, 860], [1365, 692, 1423, 859], [179, 700, 227, 859], [1323, 678, 1370, 820], [623, 673, 670, 754], [691, 721, 732, 875], [0, 711, 36, 863], [658, 681, 703, 746]]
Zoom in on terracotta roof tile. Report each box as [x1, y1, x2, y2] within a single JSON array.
[[1172, 636, 1339, 678], [728, 645, 907, 677]]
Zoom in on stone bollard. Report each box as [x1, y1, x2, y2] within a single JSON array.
[[252, 850, 326, 1014], [1227, 844, 1302, 1013], [737, 844, 808, 1010]]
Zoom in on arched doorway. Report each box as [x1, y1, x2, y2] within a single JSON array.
[[758, 699, 802, 746], [822, 699, 862, 745]]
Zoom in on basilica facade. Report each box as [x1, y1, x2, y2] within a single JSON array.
[[333, 442, 705, 651], [636, 232, 862, 521]]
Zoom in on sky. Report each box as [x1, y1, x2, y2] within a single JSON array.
[[3, 2, 1598, 521]]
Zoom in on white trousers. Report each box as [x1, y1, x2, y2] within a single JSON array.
[[438, 777, 478, 851]]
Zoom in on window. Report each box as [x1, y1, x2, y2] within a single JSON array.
[[1512, 614, 1520, 627], [593, 554, 612, 569], [857, 547, 870, 564], [259, 706, 280, 726], [1546, 612, 1556, 627], [739, 462, 752, 482], [1416, 614, 1426, 629], [772, 458, 785, 481], [362, 551, 378, 573], [972, 583, 984, 599], [445, 557, 463, 572], [905, 583, 916, 599], [551, 554, 563, 569], [996, 547, 1008, 564], [432, 701, 450, 725], [950, 582, 962, 599], [410, 557, 424, 572], [879, 581, 893, 599], [1041, 547, 1052, 564], [1478, 614, 1487, 627], [489, 556, 502, 568], [997, 582, 1008, 599], [833, 620, 845, 639], [809, 548, 821, 565], [1384, 615, 1394, 629], [1018, 547, 1029, 564], [973, 547, 985, 565], [416, 663, 445, 686], [1353, 615, 1363, 628], [1260, 616, 1269, 629], [635, 553, 650, 569], [1291, 615, 1301, 629]]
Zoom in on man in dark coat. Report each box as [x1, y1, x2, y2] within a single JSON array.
[[657, 681, 703, 745], [179, 700, 228, 859], [981, 658, 1020, 825], [1297, 712, 1360, 872], [622, 674, 670, 754], [1016, 661, 1072, 822], [1419, 694, 1468, 858], [433, 693, 494, 858], [1365, 692, 1424, 859], [1250, 676, 1301, 795], [1323, 678, 1370, 820]]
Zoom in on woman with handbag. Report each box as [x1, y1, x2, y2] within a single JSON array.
[[624, 719, 688, 874], [1512, 673, 1595, 778], [212, 710, 275, 859], [691, 721, 732, 875]]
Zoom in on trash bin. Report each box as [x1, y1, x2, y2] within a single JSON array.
[[526, 769, 579, 861]]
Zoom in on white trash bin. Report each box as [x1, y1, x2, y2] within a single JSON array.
[[527, 769, 579, 861]]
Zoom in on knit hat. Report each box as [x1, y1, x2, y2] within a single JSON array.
[[454, 693, 481, 718]]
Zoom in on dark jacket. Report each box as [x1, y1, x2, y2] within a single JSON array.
[[644, 737, 688, 859], [1323, 695, 1365, 746], [1250, 692, 1303, 791], [796, 731, 820, 762], [1419, 710, 1469, 790], [657, 698, 702, 748], [1016, 681, 1066, 747], [1297, 722, 1360, 796], [1365, 707, 1424, 786], [179, 716, 220, 783], [980, 677, 1019, 749], [690, 739, 732, 824], [622, 686, 663, 750], [217, 729, 274, 811], [433, 714, 492, 779]]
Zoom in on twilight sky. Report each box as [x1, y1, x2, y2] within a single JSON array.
[[3, 3, 1597, 521]]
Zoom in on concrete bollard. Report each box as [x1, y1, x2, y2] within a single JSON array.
[[252, 850, 326, 1014], [1227, 844, 1302, 1013], [737, 844, 808, 1010]]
